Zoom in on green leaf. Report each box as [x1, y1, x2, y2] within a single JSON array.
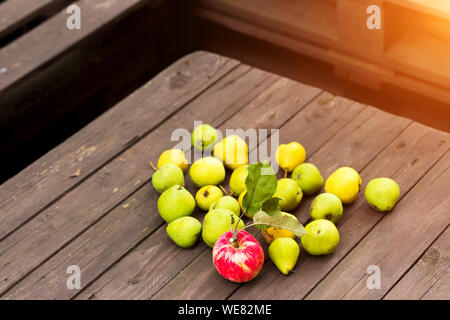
[[243, 163, 277, 217], [253, 211, 307, 237], [254, 198, 281, 230], [261, 198, 281, 216]]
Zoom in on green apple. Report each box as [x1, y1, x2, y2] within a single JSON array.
[[189, 157, 226, 187], [195, 185, 223, 211], [229, 165, 248, 196], [166, 216, 202, 248], [301, 219, 339, 255], [310, 193, 343, 224], [202, 208, 244, 247], [269, 238, 300, 275], [272, 178, 303, 211], [292, 163, 323, 195], [151, 163, 184, 193], [209, 196, 240, 216], [191, 124, 219, 151], [157, 185, 195, 223], [365, 177, 400, 212]]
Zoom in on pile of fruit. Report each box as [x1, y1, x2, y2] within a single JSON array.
[[151, 124, 400, 282]]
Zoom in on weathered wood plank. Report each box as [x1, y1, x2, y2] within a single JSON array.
[[0, 0, 175, 176], [0, 0, 163, 158], [384, 227, 449, 300], [306, 151, 450, 300], [74, 78, 324, 300], [0, 0, 72, 40], [0, 65, 281, 298], [387, 0, 450, 21], [0, 51, 238, 241], [195, 0, 338, 46], [230, 122, 448, 300], [155, 105, 413, 300], [0, 0, 151, 94]]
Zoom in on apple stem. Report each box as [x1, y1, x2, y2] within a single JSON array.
[[284, 169, 288, 178], [149, 161, 158, 171], [219, 185, 229, 196]]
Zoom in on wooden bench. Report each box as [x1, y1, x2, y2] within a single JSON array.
[[0, 51, 448, 300], [191, 0, 450, 105], [0, 0, 173, 181]]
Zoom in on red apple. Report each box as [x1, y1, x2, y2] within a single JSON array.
[[212, 230, 264, 282]]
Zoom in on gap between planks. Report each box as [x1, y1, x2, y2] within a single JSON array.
[[382, 224, 449, 300], [0, 0, 74, 42]]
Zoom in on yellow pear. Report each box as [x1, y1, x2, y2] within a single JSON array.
[[238, 190, 253, 218], [262, 212, 297, 244], [325, 167, 361, 204], [157, 149, 188, 172], [213, 135, 248, 170], [275, 142, 306, 172]]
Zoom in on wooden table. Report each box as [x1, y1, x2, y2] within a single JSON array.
[[0, 51, 448, 300]]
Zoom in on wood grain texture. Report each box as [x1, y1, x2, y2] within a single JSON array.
[[231, 122, 448, 300], [387, 0, 450, 21], [1, 65, 281, 299], [195, 0, 338, 45], [384, 227, 449, 300], [306, 149, 450, 300], [0, 0, 72, 40], [74, 78, 323, 300], [0, 51, 237, 241], [0, 0, 152, 93], [192, 0, 450, 105]]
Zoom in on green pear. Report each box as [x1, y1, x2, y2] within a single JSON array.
[[292, 163, 323, 195], [166, 216, 202, 248], [272, 178, 303, 211], [202, 208, 244, 247], [365, 177, 400, 212], [157, 185, 195, 223], [191, 124, 219, 151], [229, 165, 248, 196], [195, 185, 223, 211], [269, 238, 300, 275], [189, 157, 226, 187], [310, 193, 343, 224], [301, 219, 339, 255], [151, 163, 184, 193], [209, 196, 240, 216]]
